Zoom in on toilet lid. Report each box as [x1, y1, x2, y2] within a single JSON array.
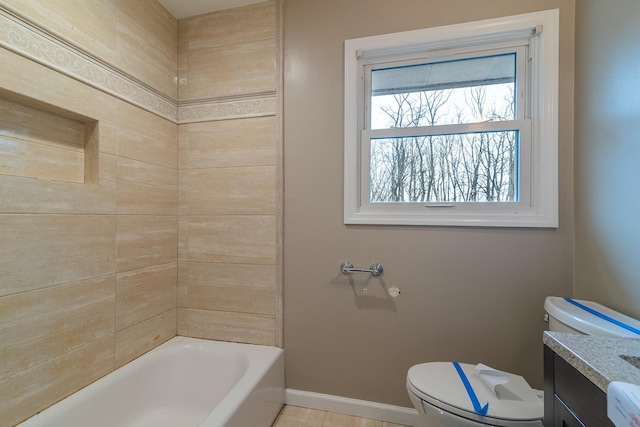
[[407, 362, 543, 422]]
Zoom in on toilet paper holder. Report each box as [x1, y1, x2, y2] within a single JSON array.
[[340, 261, 384, 277]]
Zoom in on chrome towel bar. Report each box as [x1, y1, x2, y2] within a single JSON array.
[[340, 261, 384, 277]]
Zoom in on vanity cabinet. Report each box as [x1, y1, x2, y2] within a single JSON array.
[[544, 345, 614, 427]]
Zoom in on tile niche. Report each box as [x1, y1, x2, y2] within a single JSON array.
[[0, 89, 99, 185]]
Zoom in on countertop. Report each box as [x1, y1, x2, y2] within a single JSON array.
[[544, 331, 640, 392]]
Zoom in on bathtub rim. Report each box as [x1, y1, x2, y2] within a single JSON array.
[[18, 335, 285, 427]]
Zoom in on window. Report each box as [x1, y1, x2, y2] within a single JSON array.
[[344, 9, 559, 227]]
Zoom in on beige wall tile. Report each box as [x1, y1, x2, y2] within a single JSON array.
[[100, 120, 118, 156], [178, 19, 189, 100], [177, 307, 188, 336], [0, 2, 183, 424], [0, 50, 119, 131], [116, 0, 178, 98], [186, 166, 276, 215], [177, 0, 281, 351], [0, 136, 84, 183], [0, 49, 119, 213], [0, 96, 86, 184], [0, 0, 118, 64], [116, 263, 177, 331], [0, 276, 115, 382], [178, 217, 189, 262], [189, 261, 275, 288], [0, 335, 114, 427], [0, 1, 282, 422], [177, 262, 188, 307], [116, 215, 177, 272], [177, 124, 189, 168], [187, 38, 276, 99], [96, 151, 119, 189], [0, 215, 116, 296], [84, 122, 100, 185], [187, 262, 275, 314], [0, 96, 85, 151], [188, 282, 276, 315], [186, 308, 275, 345], [115, 309, 176, 368], [186, 1, 275, 50], [183, 117, 276, 168], [187, 215, 276, 265], [117, 157, 177, 215], [178, 169, 189, 216], [0, 153, 117, 215], [183, 1, 276, 100], [117, 100, 177, 168]]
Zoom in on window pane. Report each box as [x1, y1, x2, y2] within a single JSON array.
[[369, 131, 518, 203], [370, 54, 516, 129]]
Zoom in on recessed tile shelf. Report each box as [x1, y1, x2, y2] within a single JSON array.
[[0, 90, 99, 184]]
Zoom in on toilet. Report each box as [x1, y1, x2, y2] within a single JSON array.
[[406, 296, 640, 427]]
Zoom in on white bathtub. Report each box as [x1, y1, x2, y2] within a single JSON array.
[[19, 336, 285, 427]]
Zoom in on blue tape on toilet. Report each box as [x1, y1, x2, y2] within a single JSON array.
[[452, 361, 489, 416], [564, 297, 640, 336]]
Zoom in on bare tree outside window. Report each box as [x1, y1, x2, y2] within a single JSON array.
[[370, 82, 517, 204]]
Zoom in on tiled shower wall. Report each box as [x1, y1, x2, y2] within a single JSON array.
[[0, 0, 178, 423], [0, 1, 281, 425], [176, 1, 281, 347]]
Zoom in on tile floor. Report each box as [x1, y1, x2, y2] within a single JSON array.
[[272, 405, 410, 427]]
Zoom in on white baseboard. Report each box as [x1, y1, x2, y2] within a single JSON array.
[[284, 389, 422, 426]]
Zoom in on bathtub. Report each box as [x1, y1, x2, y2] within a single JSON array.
[[19, 336, 285, 427]]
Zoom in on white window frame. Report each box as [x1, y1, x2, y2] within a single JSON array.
[[344, 9, 559, 227]]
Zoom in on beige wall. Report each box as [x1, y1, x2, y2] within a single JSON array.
[[176, 1, 282, 347], [283, 0, 574, 407], [0, 2, 178, 425], [574, 1, 640, 317]]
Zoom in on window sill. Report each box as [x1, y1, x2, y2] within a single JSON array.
[[345, 208, 558, 228]]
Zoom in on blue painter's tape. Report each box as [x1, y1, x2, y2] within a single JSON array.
[[564, 297, 640, 336], [452, 361, 489, 416]]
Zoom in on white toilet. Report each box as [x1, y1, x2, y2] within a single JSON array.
[[406, 296, 640, 427]]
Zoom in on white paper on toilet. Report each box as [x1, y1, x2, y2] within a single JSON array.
[[475, 363, 534, 401], [608, 381, 640, 427], [475, 364, 509, 397]]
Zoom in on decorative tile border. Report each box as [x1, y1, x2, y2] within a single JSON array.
[[0, 6, 177, 122], [178, 93, 276, 124], [0, 6, 274, 124]]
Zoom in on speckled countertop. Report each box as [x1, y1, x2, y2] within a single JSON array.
[[544, 331, 640, 392]]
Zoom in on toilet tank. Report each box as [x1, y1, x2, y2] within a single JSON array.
[[544, 296, 640, 338]]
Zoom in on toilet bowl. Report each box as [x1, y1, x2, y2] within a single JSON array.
[[407, 296, 640, 427]]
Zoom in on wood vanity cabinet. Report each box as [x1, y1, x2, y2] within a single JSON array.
[[544, 345, 614, 427]]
